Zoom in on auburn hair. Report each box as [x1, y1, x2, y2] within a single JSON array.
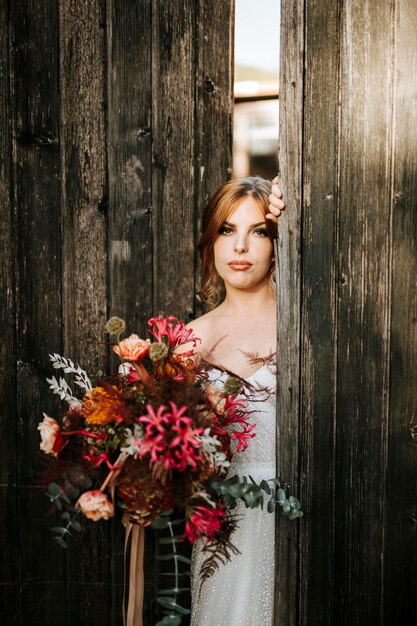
[[198, 176, 277, 307]]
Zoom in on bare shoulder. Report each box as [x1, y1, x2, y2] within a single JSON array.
[[186, 309, 218, 343]]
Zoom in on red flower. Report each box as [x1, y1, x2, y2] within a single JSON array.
[[230, 423, 256, 452], [184, 504, 225, 543], [148, 315, 201, 355], [138, 402, 203, 472]]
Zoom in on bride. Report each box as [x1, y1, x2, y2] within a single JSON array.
[[187, 175, 285, 626]]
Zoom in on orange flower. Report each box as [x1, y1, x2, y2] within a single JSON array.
[[113, 334, 151, 362], [165, 355, 196, 384], [82, 386, 124, 425]]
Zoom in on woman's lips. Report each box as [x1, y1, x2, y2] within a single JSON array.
[[228, 261, 252, 271]]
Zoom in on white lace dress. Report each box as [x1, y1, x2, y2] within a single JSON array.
[[190, 364, 277, 626]]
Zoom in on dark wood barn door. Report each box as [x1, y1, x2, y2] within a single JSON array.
[[0, 1, 233, 624], [277, 1, 417, 624], [1, 1, 416, 625]]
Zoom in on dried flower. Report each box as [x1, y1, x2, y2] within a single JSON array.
[[82, 386, 124, 425], [149, 341, 169, 362], [205, 384, 226, 413], [113, 334, 151, 362], [105, 316, 126, 336], [38, 413, 64, 456], [165, 355, 197, 383], [76, 490, 115, 521], [223, 376, 243, 396]]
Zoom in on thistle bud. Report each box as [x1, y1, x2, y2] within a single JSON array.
[[105, 316, 126, 336], [149, 341, 169, 362], [223, 376, 242, 396]]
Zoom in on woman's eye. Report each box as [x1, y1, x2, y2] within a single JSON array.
[[218, 226, 233, 235], [254, 228, 268, 236]]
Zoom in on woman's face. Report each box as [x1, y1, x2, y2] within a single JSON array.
[[213, 196, 274, 291]]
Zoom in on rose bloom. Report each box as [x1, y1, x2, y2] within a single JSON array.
[[113, 334, 151, 362], [76, 490, 115, 521], [38, 413, 63, 456], [205, 384, 226, 413]]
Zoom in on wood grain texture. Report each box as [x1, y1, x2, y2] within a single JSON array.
[[275, 0, 303, 623], [384, 0, 417, 621], [107, 0, 153, 337], [334, 1, 393, 623], [58, 4, 112, 624], [194, 0, 234, 318], [10, 0, 66, 622], [152, 0, 197, 318], [298, 0, 340, 624]]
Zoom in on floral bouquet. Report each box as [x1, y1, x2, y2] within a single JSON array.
[[39, 314, 302, 625]]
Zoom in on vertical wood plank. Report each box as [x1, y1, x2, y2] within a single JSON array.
[[298, 0, 340, 624], [10, 0, 66, 622], [194, 0, 234, 318], [275, 0, 303, 624], [0, 5, 19, 619], [384, 0, 417, 622], [58, 2, 111, 625], [152, 0, 197, 319], [334, 1, 393, 623], [106, 2, 155, 624], [107, 0, 153, 335]]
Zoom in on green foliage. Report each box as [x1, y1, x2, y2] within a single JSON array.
[[210, 474, 303, 520], [153, 511, 190, 626], [45, 468, 93, 548]]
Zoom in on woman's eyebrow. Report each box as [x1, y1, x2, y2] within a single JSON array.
[[223, 220, 267, 228]]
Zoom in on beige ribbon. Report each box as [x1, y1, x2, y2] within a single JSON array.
[[123, 517, 145, 626]]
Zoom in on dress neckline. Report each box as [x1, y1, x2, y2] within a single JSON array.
[[244, 363, 270, 381]]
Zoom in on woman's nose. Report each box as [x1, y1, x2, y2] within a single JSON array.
[[233, 234, 248, 254]]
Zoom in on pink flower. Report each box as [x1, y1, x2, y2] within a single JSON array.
[[113, 334, 151, 362], [138, 402, 203, 472], [148, 315, 201, 354], [184, 505, 225, 543], [230, 423, 256, 452], [38, 413, 64, 456], [76, 490, 115, 521]]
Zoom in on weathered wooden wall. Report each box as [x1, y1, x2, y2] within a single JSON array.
[[278, 0, 417, 624], [2, 0, 416, 625], [0, 1, 233, 624]]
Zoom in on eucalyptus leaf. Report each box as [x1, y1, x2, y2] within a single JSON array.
[[167, 519, 185, 527], [152, 517, 169, 530], [160, 509, 174, 517], [70, 520, 82, 532], [289, 496, 301, 510], [61, 511, 71, 521], [282, 499, 291, 514], [260, 480, 271, 495], [155, 615, 182, 626], [159, 571, 191, 577], [276, 488, 286, 504], [158, 588, 190, 595], [65, 485, 80, 500], [158, 536, 184, 545], [54, 537, 67, 548], [267, 499, 276, 513], [156, 597, 191, 615], [157, 554, 191, 564], [51, 526, 72, 536], [48, 482, 62, 498]]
